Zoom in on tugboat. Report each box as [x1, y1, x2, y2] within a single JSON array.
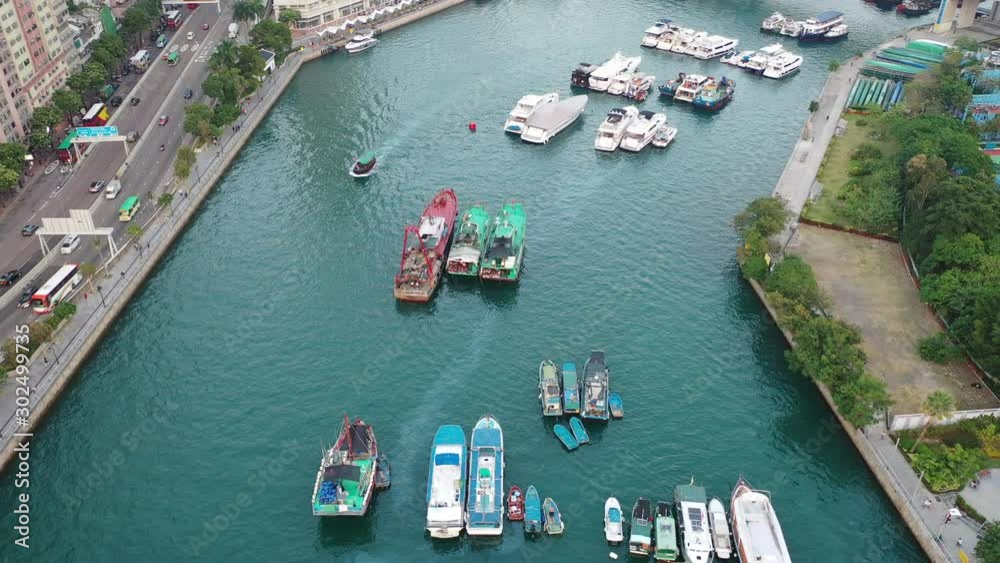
[[394, 189, 458, 302], [692, 77, 735, 111], [349, 151, 377, 178], [507, 485, 525, 521], [311, 415, 381, 517], [446, 204, 491, 277], [629, 498, 654, 556], [480, 201, 526, 282]]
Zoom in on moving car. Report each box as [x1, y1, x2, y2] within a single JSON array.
[[109, 96, 123, 107], [61, 235, 81, 255], [158, 115, 169, 126], [17, 286, 37, 308], [126, 130, 140, 142], [130, 97, 141, 106], [202, 23, 210, 30], [184, 88, 193, 99], [89, 180, 106, 193], [186, 31, 194, 40], [21, 224, 39, 236], [0, 270, 21, 286]]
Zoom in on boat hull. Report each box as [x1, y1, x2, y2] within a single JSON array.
[[345, 39, 378, 53], [394, 263, 443, 302], [692, 93, 733, 111], [428, 526, 463, 539], [426, 425, 467, 539]]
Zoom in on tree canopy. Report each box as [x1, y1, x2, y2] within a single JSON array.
[[250, 19, 292, 62]]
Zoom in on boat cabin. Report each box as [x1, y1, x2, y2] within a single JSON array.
[[418, 216, 447, 246], [352, 151, 376, 175], [571, 63, 599, 87]]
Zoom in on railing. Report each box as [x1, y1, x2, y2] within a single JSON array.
[[889, 408, 1000, 431]]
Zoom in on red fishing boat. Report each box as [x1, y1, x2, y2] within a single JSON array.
[[507, 485, 525, 521], [394, 189, 458, 302]]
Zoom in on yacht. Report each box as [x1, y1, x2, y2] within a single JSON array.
[[761, 12, 786, 32], [763, 52, 803, 79], [345, 30, 378, 53], [779, 19, 803, 38], [571, 62, 600, 88], [641, 19, 673, 47], [730, 476, 793, 563], [675, 482, 714, 563], [589, 53, 641, 91], [799, 11, 844, 41], [673, 74, 711, 103], [655, 24, 682, 51], [521, 95, 588, 144], [684, 31, 709, 55], [825, 24, 849, 41], [503, 93, 559, 135], [670, 28, 697, 53], [425, 425, 467, 538], [619, 110, 666, 152], [721, 49, 750, 66], [742, 43, 784, 74], [650, 124, 678, 148], [608, 72, 643, 96], [692, 35, 738, 60], [594, 106, 639, 152]]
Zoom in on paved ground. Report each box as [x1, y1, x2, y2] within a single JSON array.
[[788, 224, 1000, 413], [961, 469, 1000, 522]]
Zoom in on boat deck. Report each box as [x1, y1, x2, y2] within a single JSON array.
[[315, 458, 373, 515], [467, 425, 503, 533], [733, 493, 791, 562]]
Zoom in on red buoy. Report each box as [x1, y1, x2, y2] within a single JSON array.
[[469, 122, 477, 132]]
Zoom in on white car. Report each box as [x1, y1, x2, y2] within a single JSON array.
[[60, 235, 81, 255], [186, 31, 195, 41]]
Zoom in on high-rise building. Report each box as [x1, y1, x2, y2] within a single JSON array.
[[0, 0, 74, 142]]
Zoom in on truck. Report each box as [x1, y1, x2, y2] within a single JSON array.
[[228, 23, 238, 38]]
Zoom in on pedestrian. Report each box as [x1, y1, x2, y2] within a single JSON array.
[[43, 357, 48, 364], [825, 115, 829, 121], [923, 498, 932, 508], [945, 513, 952, 523], [84, 292, 88, 300], [121, 271, 125, 278], [146, 242, 150, 249], [957, 538, 963, 547]]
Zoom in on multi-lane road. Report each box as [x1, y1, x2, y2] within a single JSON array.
[[0, 5, 226, 337]]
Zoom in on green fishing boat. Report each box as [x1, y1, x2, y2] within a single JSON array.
[[480, 202, 526, 282], [446, 204, 491, 277]]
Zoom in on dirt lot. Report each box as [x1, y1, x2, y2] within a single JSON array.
[[788, 224, 999, 414]]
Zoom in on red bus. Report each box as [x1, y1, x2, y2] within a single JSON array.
[[166, 10, 183, 30], [82, 103, 109, 127], [32, 264, 82, 314]]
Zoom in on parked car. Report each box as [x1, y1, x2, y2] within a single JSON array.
[[0, 269, 21, 286], [17, 286, 36, 308], [158, 115, 169, 126], [183, 88, 193, 99], [130, 97, 141, 106], [89, 180, 106, 193], [109, 96, 123, 107], [21, 224, 39, 236]]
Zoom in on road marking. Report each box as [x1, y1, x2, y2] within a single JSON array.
[[181, 44, 190, 52], [192, 42, 200, 51]]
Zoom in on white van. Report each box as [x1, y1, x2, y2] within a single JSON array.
[[228, 23, 239, 39], [105, 179, 122, 199], [60, 235, 81, 255]]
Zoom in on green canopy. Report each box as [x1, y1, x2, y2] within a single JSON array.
[[357, 151, 376, 165]]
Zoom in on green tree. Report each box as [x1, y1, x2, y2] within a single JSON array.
[[733, 197, 790, 239], [158, 192, 175, 216], [211, 103, 241, 127], [120, 7, 151, 46], [833, 372, 892, 428], [0, 143, 27, 174], [953, 36, 981, 53], [764, 256, 828, 310], [30, 106, 61, 133], [234, 0, 265, 23], [910, 390, 955, 452], [202, 67, 254, 105], [235, 44, 266, 79], [184, 102, 216, 141], [808, 100, 820, 113], [52, 89, 84, 121], [83, 62, 109, 88], [0, 167, 19, 193], [28, 130, 52, 153], [249, 19, 292, 61], [278, 8, 302, 25], [66, 72, 91, 97], [977, 523, 1000, 563], [175, 146, 197, 182], [903, 154, 948, 212], [922, 234, 986, 274], [126, 224, 144, 242], [917, 333, 964, 363], [786, 317, 867, 387], [209, 40, 239, 70]]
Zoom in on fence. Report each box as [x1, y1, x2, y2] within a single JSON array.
[[890, 408, 1000, 431]]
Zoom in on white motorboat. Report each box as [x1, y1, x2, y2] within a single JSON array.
[[730, 476, 792, 563], [779, 19, 803, 38], [684, 31, 709, 55], [742, 43, 784, 74], [594, 106, 639, 152], [825, 24, 849, 40], [763, 52, 803, 79], [589, 53, 641, 91], [708, 498, 733, 559], [607, 73, 633, 96], [623, 73, 656, 101], [720, 49, 748, 65], [692, 35, 738, 60], [521, 95, 588, 144], [761, 12, 786, 31], [799, 11, 845, 41], [670, 28, 697, 53], [641, 19, 673, 47], [345, 30, 378, 53], [619, 110, 666, 152], [673, 74, 711, 103], [650, 124, 677, 148], [425, 425, 467, 538], [655, 24, 682, 51], [604, 497, 625, 544], [675, 482, 714, 563], [503, 92, 559, 135]]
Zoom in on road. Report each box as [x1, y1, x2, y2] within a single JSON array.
[[0, 5, 227, 338]]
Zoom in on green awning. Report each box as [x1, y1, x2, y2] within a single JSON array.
[[357, 151, 376, 165]]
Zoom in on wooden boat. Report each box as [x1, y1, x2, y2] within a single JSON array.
[[708, 497, 733, 559], [539, 360, 563, 416], [524, 485, 543, 534], [375, 453, 391, 490], [311, 415, 380, 517], [582, 350, 610, 421], [480, 201, 526, 282], [446, 204, 491, 277], [655, 501, 679, 562], [730, 475, 792, 563], [349, 150, 377, 177], [605, 497, 625, 544], [553, 423, 579, 450], [629, 497, 654, 556], [569, 416, 590, 444], [543, 497, 565, 535], [507, 485, 525, 521], [562, 362, 580, 414], [394, 189, 458, 302], [609, 392, 624, 418]]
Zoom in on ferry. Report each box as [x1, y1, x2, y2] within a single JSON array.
[[763, 52, 803, 80], [466, 415, 504, 536], [425, 425, 467, 538], [692, 35, 738, 60], [311, 415, 380, 517], [641, 19, 673, 47], [480, 201, 526, 282], [446, 204, 491, 277], [620, 110, 666, 152], [393, 189, 458, 302], [799, 11, 844, 41], [504, 93, 559, 135], [595, 106, 639, 152], [581, 350, 610, 421], [589, 53, 641, 92], [521, 95, 588, 144], [675, 481, 713, 563], [730, 475, 793, 563]]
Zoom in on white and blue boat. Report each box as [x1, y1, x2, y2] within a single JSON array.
[[425, 425, 467, 539], [799, 11, 844, 42], [466, 415, 504, 536]]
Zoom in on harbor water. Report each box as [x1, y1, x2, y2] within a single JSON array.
[[2, 1, 933, 561]]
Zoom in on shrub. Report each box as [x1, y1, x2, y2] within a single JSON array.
[[766, 291, 814, 334], [978, 523, 1000, 563], [855, 118, 868, 127], [852, 142, 883, 161], [786, 317, 867, 387], [764, 256, 828, 311], [977, 422, 1000, 458], [918, 333, 964, 363], [956, 495, 986, 524], [740, 255, 769, 281], [910, 443, 988, 492]]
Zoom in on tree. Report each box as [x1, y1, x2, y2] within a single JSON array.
[[763, 256, 828, 311], [126, 224, 144, 242], [786, 317, 867, 387], [0, 143, 27, 174], [249, 19, 292, 61], [833, 372, 892, 428], [903, 154, 948, 212], [953, 36, 981, 53], [92, 237, 105, 266], [203, 67, 255, 105], [278, 8, 301, 26], [733, 197, 790, 239], [120, 7, 151, 46], [978, 523, 1000, 563], [66, 72, 91, 97], [184, 103, 215, 138], [30, 106, 61, 133], [233, 0, 264, 23], [917, 333, 964, 363], [828, 60, 841, 72], [235, 44, 266, 79], [921, 233, 986, 274], [157, 192, 175, 216], [79, 262, 98, 292], [28, 130, 53, 153], [910, 390, 954, 452], [212, 103, 241, 127], [209, 40, 239, 71], [808, 100, 820, 113], [83, 63, 109, 89], [52, 89, 84, 121], [175, 146, 197, 182], [0, 167, 19, 193]]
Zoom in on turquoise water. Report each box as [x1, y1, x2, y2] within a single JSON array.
[[3, 1, 932, 561]]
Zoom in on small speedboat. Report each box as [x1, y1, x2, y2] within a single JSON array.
[[543, 498, 564, 535], [554, 423, 579, 450], [605, 497, 625, 544], [708, 498, 733, 559], [349, 151, 377, 178], [624, 73, 656, 101], [609, 392, 625, 417], [524, 485, 542, 534], [345, 30, 378, 53], [569, 416, 590, 444], [507, 485, 525, 521], [651, 125, 677, 149], [504, 92, 559, 135]]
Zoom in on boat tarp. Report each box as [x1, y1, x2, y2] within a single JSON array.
[[472, 428, 502, 448], [434, 453, 460, 466], [324, 463, 362, 483], [357, 151, 376, 165], [338, 423, 376, 457], [524, 96, 587, 131], [674, 484, 707, 503]]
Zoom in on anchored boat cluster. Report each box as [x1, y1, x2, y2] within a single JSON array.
[[539, 352, 623, 451]]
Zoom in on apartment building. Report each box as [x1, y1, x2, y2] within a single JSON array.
[[273, 0, 399, 30], [0, 0, 74, 142]]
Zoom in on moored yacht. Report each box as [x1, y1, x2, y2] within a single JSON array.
[[571, 62, 600, 88], [742, 43, 784, 74], [504, 93, 559, 135], [673, 74, 711, 103], [650, 124, 678, 148], [721, 49, 751, 66], [620, 110, 666, 152], [779, 19, 803, 38], [799, 11, 844, 41], [675, 481, 713, 563], [641, 19, 673, 47], [595, 106, 639, 152], [345, 29, 378, 53], [763, 52, 803, 79], [521, 95, 588, 144], [655, 24, 682, 50], [670, 28, 697, 53], [589, 53, 641, 91], [425, 425, 467, 538], [761, 12, 786, 32], [607, 72, 634, 96], [730, 476, 793, 563], [684, 31, 709, 55], [466, 415, 504, 536], [692, 35, 738, 60], [825, 24, 849, 40]]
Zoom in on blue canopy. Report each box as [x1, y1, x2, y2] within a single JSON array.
[[434, 453, 460, 466], [816, 10, 843, 22]]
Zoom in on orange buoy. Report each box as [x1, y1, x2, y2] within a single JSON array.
[[469, 122, 477, 132]]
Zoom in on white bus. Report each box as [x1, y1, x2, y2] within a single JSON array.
[[31, 264, 82, 314], [130, 49, 151, 73]]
